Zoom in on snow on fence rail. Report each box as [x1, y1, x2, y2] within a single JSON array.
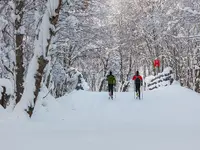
[[145, 67, 174, 90]]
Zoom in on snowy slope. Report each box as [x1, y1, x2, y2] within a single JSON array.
[[1, 84, 200, 150]]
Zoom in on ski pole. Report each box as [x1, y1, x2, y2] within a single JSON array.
[[115, 86, 116, 99], [142, 86, 144, 99], [134, 83, 135, 99]]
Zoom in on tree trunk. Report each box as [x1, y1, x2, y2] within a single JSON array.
[[46, 73, 51, 88], [99, 79, 105, 92], [122, 82, 130, 92], [15, 0, 25, 104], [26, 56, 48, 117], [195, 69, 200, 93], [27, 0, 62, 117], [161, 56, 164, 72], [0, 86, 6, 109]]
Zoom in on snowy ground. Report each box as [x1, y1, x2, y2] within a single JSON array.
[[1, 84, 200, 150]]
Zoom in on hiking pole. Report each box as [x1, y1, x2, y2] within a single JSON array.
[[115, 86, 116, 99], [143, 86, 144, 99], [141, 86, 144, 100], [134, 83, 135, 99]]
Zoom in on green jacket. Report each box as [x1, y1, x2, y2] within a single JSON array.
[[107, 75, 116, 85]]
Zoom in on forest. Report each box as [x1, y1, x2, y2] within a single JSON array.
[[0, 0, 200, 117]]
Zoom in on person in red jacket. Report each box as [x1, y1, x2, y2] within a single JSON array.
[[132, 71, 143, 99]]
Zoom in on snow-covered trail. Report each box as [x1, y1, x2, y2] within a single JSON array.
[[1, 84, 200, 150]]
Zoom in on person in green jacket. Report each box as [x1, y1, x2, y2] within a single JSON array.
[[107, 71, 116, 99]]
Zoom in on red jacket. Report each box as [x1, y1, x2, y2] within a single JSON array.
[[132, 75, 143, 81]]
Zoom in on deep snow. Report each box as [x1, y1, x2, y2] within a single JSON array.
[[1, 84, 200, 150]]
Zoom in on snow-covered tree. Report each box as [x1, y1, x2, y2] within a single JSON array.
[[14, 0, 63, 117]]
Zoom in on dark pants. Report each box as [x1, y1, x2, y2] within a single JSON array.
[[108, 84, 114, 96], [135, 84, 141, 98]]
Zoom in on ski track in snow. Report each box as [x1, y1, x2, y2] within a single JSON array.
[[1, 84, 200, 150]]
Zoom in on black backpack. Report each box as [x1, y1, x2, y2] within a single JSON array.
[[135, 76, 141, 85]]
